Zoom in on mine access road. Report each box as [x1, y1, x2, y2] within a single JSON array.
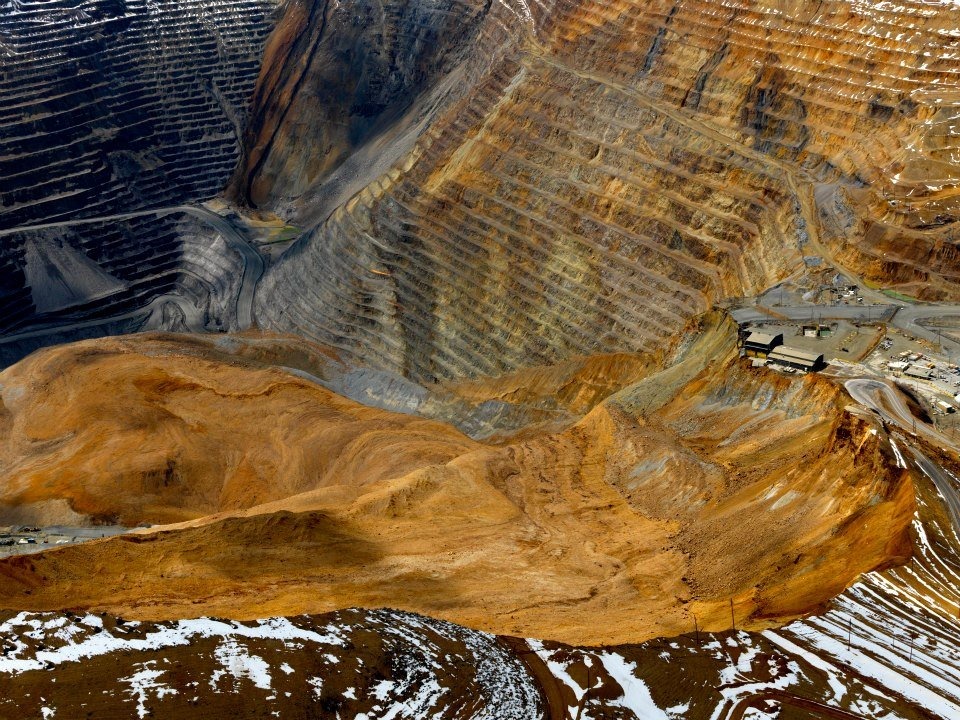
[[845, 378, 960, 531]]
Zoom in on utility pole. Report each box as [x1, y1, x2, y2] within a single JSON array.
[[694, 614, 700, 645], [730, 599, 736, 632]]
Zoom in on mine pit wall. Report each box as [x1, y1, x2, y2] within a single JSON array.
[[0, 0, 280, 339], [832, 220, 960, 301], [0, 212, 250, 366], [163, 214, 248, 331], [230, 0, 528, 210], [249, 0, 960, 383], [2, 217, 188, 338]]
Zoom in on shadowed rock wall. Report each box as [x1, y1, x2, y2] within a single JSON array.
[[0, 0, 278, 336], [231, 0, 501, 210]]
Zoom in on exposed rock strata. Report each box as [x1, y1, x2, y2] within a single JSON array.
[[0, 0, 278, 336], [231, 0, 500, 210], [247, 0, 960, 385], [5, 0, 960, 366]]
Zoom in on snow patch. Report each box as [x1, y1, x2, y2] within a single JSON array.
[[0, 614, 345, 675], [122, 663, 178, 719], [597, 652, 669, 720], [212, 638, 272, 691]]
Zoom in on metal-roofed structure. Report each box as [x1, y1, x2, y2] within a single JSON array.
[[904, 365, 934, 380], [743, 331, 783, 357], [766, 345, 824, 372]]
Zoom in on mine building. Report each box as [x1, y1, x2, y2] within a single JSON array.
[[801, 323, 833, 338], [743, 331, 783, 357], [766, 346, 824, 372], [904, 365, 934, 380]]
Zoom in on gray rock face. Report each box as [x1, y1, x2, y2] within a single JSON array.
[[232, 0, 499, 212], [21, 232, 127, 314], [0, 0, 278, 347]]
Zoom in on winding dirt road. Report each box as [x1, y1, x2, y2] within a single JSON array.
[[845, 378, 960, 531]]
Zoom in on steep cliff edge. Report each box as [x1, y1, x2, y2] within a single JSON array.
[[231, 0, 498, 212]]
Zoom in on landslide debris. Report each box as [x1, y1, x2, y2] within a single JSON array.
[[0, 329, 913, 645]]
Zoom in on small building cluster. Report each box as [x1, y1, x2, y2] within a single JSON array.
[[883, 351, 960, 415], [740, 329, 824, 373], [887, 352, 938, 381]]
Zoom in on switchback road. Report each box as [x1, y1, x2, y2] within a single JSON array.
[[845, 378, 960, 531]]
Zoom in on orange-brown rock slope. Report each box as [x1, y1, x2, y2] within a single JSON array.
[[0, 329, 913, 645]]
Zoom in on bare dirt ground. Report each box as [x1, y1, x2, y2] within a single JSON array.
[[0, 328, 913, 645]]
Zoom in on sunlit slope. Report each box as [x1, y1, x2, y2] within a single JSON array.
[[0, 331, 912, 644]]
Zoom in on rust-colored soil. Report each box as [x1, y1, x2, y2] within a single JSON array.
[[0, 332, 913, 645]]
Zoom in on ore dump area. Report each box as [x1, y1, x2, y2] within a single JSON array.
[[2, 456, 959, 720], [0, 325, 955, 718]]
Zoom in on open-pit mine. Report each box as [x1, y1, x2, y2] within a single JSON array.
[[3, 0, 960, 717]]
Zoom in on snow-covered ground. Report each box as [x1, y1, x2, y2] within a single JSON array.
[[0, 609, 541, 719]]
